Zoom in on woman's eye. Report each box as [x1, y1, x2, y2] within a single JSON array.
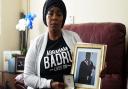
[[57, 13, 63, 16], [47, 11, 63, 17], [47, 12, 53, 16]]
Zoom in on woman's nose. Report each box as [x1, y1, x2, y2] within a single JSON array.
[[52, 14, 58, 19]]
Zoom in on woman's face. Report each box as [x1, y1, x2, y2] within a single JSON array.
[[46, 6, 63, 33]]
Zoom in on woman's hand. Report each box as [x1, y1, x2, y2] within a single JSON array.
[[100, 62, 107, 78], [51, 81, 64, 89]]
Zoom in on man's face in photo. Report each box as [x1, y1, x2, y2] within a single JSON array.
[[86, 52, 91, 61]]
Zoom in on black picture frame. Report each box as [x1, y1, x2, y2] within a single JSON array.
[[15, 55, 25, 73]]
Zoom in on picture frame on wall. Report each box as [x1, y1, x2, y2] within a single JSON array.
[[71, 43, 107, 89], [15, 55, 25, 73]]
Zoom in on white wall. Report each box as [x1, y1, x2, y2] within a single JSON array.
[[28, 0, 46, 44], [71, 0, 128, 25], [0, 0, 21, 71]]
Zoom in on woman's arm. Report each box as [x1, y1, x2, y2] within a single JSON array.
[[24, 36, 52, 88]]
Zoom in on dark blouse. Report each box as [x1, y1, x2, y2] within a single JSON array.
[[40, 36, 72, 82]]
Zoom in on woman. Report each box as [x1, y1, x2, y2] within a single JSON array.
[[24, 0, 81, 89]]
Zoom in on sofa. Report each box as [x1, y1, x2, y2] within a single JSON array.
[[15, 22, 127, 89]]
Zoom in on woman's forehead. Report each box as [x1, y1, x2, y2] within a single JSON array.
[[48, 6, 62, 12]]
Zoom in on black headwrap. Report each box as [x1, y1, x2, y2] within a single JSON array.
[[43, 0, 67, 27]]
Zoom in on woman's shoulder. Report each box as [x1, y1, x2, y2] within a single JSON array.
[[62, 29, 79, 37], [62, 29, 82, 42], [33, 32, 46, 42], [63, 29, 77, 34], [30, 32, 47, 46]]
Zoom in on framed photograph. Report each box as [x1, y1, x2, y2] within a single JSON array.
[[63, 74, 75, 89], [15, 55, 25, 73], [71, 43, 107, 89]]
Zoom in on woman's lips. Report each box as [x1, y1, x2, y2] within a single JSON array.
[[50, 23, 58, 27]]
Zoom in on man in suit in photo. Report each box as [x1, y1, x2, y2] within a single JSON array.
[[78, 52, 95, 85]]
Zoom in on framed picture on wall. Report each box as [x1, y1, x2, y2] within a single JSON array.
[[71, 43, 107, 89], [15, 55, 25, 73]]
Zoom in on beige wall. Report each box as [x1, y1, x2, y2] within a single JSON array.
[[21, 0, 30, 14], [0, 0, 1, 36], [0, 0, 1, 84], [0, 0, 21, 71]]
